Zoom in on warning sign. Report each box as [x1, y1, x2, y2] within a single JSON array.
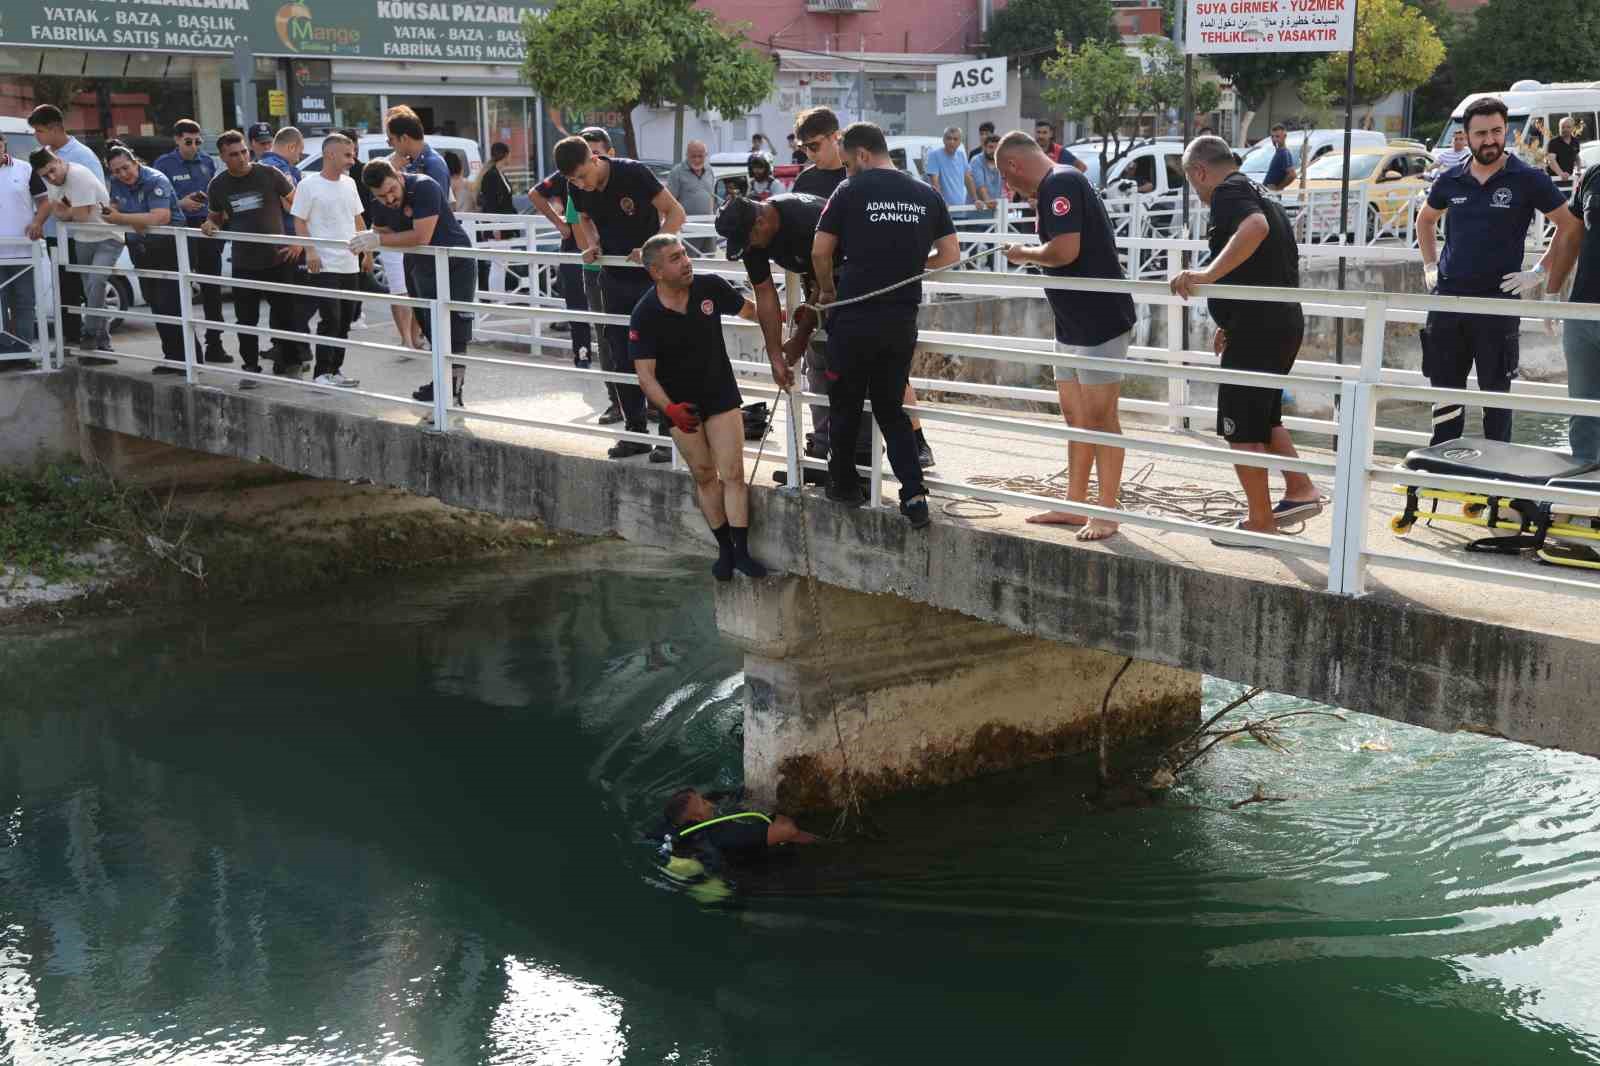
[[1185, 0, 1354, 54]]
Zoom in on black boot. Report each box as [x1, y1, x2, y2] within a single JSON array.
[[729, 525, 767, 578], [711, 523, 736, 581]]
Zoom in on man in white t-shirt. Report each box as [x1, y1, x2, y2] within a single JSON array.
[[291, 132, 369, 387], [31, 147, 122, 354]]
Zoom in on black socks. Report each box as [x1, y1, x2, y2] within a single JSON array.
[[729, 525, 768, 578], [711, 523, 735, 581], [711, 523, 767, 580]]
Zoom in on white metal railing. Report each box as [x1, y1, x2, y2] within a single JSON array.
[[0, 238, 55, 367], [50, 218, 1600, 607]]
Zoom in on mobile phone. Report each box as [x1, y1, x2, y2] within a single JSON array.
[[193, 191, 208, 203]]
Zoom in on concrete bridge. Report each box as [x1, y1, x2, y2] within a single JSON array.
[[8, 224, 1600, 806]]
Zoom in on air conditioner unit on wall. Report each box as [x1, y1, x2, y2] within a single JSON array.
[[805, 0, 880, 12]]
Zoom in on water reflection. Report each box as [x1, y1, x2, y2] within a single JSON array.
[[1, 549, 1598, 1064]]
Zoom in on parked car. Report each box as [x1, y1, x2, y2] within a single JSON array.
[[1064, 138, 1189, 237], [1299, 144, 1436, 237], [885, 136, 946, 180], [300, 134, 483, 187]]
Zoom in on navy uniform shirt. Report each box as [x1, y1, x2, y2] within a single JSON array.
[[816, 166, 955, 311], [405, 143, 451, 193], [368, 174, 472, 257], [1263, 145, 1293, 187], [1570, 167, 1600, 305], [256, 149, 301, 231], [792, 164, 846, 200], [107, 165, 177, 253], [533, 170, 577, 252], [1205, 171, 1300, 331], [1427, 154, 1565, 296], [152, 149, 216, 223], [569, 158, 665, 260], [1035, 166, 1136, 347], [742, 193, 826, 286], [628, 273, 746, 404]]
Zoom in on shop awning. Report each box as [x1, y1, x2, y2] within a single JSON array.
[[773, 49, 973, 77]]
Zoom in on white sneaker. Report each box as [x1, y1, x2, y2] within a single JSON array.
[[315, 372, 360, 388]]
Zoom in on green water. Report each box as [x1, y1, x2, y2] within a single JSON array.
[[3, 545, 1599, 1065]]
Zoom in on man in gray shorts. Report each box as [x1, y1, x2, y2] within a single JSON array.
[[998, 131, 1137, 540]]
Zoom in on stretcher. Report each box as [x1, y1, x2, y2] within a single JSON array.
[[1389, 438, 1600, 570]]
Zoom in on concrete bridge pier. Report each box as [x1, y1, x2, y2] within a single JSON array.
[[714, 577, 1202, 811]]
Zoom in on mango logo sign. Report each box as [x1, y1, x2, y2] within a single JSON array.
[[275, 2, 362, 53]]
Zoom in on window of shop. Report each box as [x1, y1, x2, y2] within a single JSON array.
[[334, 95, 383, 136], [486, 96, 536, 192], [0, 48, 209, 160]]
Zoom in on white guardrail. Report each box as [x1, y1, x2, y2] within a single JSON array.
[[37, 211, 1600, 606]]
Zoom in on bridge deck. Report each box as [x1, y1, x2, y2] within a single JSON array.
[[85, 316, 1599, 649]]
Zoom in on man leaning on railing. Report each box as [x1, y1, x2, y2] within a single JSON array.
[[1172, 135, 1323, 542], [104, 143, 191, 375]]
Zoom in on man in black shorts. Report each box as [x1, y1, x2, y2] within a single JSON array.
[[813, 123, 960, 529], [1171, 135, 1321, 539], [631, 234, 768, 580], [790, 107, 935, 468], [557, 134, 686, 459]]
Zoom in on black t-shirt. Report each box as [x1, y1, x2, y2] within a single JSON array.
[[1035, 166, 1136, 347], [207, 163, 293, 271], [792, 164, 846, 199], [1550, 136, 1581, 178], [742, 193, 826, 286], [569, 157, 664, 257], [1570, 167, 1600, 305], [1205, 171, 1300, 330], [629, 274, 746, 402], [816, 166, 955, 311], [534, 170, 577, 252]]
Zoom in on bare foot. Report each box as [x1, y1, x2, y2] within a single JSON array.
[[1239, 521, 1279, 535], [1076, 518, 1119, 541], [1026, 510, 1088, 526]]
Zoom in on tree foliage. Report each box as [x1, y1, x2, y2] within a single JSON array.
[[1302, 0, 1445, 109], [984, 0, 1117, 72], [1452, 0, 1600, 100], [521, 0, 773, 157], [1208, 54, 1319, 112], [1137, 37, 1221, 126]]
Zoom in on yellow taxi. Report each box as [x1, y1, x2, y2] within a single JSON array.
[[1298, 143, 1437, 238]]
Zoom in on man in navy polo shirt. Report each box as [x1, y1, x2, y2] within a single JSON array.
[[1417, 95, 1582, 445], [1262, 124, 1297, 191], [360, 159, 476, 410], [556, 134, 686, 458], [154, 118, 227, 361], [386, 110, 452, 193], [630, 233, 767, 580], [997, 129, 1136, 542]]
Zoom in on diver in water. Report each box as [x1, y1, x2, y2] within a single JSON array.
[[657, 788, 820, 903]]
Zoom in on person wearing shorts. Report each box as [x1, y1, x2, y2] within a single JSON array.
[[630, 234, 767, 580], [997, 130, 1137, 541], [1173, 135, 1321, 540]]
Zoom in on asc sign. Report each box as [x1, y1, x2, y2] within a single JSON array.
[[936, 57, 1007, 116], [1185, 0, 1355, 54]]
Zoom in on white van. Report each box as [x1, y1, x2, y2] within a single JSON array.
[[1438, 82, 1600, 158]]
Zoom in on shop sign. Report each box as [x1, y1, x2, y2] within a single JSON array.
[[290, 59, 334, 132], [1184, 0, 1355, 53], [268, 89, 289, 117], [935, 57, 1006, 116], [3, 0, 548, 64]]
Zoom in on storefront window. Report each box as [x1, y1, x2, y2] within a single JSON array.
[[334, 95, 383, 136], [486, 97, 536, 191], [0, 48, 205, 160]]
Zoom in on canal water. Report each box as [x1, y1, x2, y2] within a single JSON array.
[[3, 545, 1599, 1064]]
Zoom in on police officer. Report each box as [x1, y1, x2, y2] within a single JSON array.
[[1417, 95, 1582, 445], [812, 122, 959, 529], [153, 119, 228, 363], [103, 145, 189, 374], [554, 134, 687, 459]]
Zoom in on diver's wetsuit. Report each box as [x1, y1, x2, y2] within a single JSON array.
[[674, 811, 772, 855]]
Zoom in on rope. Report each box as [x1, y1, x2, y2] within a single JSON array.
[[969, 462, 1255, 527], [796, 247, 999, 319]]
